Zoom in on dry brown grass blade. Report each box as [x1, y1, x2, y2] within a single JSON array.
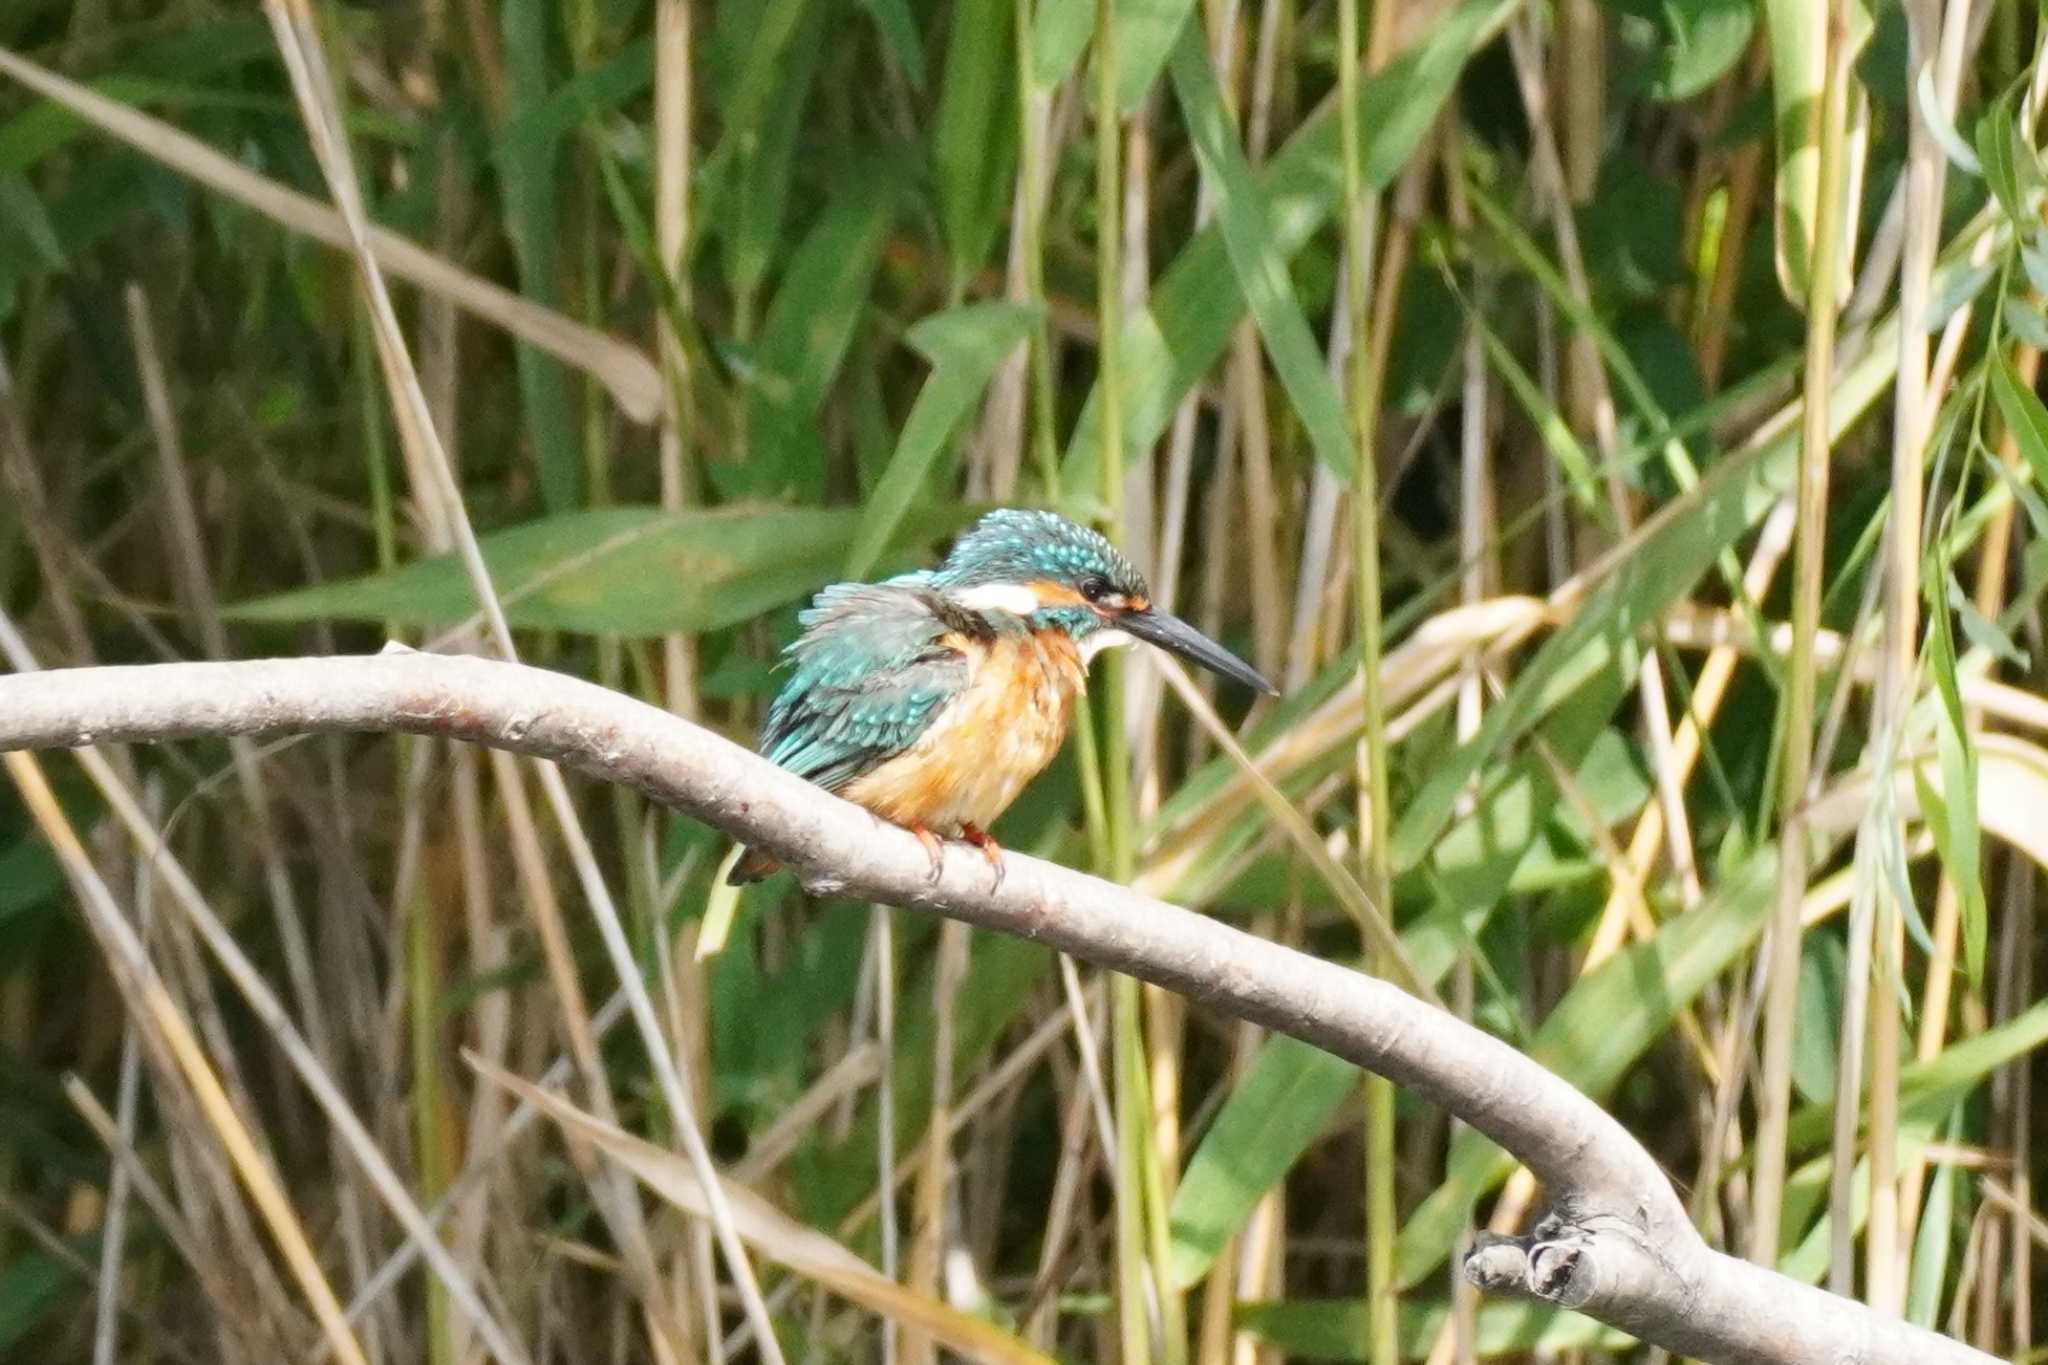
[[1807, 733, 2048, 874], [468, 1054, 1060, 1365], [0, 44, 664, 426], [1150, 655, 1438, 1008], [32, 730, 532, 1364], [1139, 595, 1551, 885], [1662, 601, 2048, 739], [258, 3, 774, 1355], [5, 750, 372, 1365]]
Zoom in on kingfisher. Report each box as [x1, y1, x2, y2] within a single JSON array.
[[729, 508, 1276, 884]]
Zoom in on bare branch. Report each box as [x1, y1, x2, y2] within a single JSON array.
[[0, 650, 1997, 1365]]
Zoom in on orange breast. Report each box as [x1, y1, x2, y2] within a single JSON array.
[[840, 629, 1085, 834]]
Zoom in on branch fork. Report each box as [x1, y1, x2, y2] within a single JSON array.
[[1466, 1213, 1673, 1316]]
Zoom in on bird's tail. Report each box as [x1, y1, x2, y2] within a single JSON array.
[[726, 846, 779, 885]]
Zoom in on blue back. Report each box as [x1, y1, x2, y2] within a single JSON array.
[[758, 582, 970, 792]]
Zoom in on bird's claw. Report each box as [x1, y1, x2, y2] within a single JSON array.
[[960, 824, 1005, 888], [912, 826, 945, 883]]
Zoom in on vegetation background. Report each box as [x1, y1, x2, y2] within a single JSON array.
[[1, 0, 2046, 1360]]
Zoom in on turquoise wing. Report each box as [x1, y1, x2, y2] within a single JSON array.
[[758, 583, 970, 793]]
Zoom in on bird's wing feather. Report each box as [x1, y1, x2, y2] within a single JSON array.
[[759, 583, 974, 793]]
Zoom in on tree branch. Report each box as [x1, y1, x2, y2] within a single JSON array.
[[0, 650, 1994, 1365]]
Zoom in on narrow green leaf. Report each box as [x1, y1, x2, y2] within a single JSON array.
[[1762, 0, 1825, 300], [933, 0, 1016, 283], [1424, 645, 1637, 921], [712, 0, 811, 152], [709, 895, 860, 1113], [1792, 934, 1846, 1105], [858, 0, 927, 88], [1908, 766, 1953, 956], [0, 1250, 72, 1353], [1030, 0, 1094, 87], [1465, 181, 1691, 463], [1761, 0, 1869, 305], [1167, 29, 1352, 480], [1063, 0, 1514, 489], [1923, 260, 1994, 331], [1988, 346, 2048, 489], [2011, 466, 2048, 541], [0, 834, 62, 927], [226, 504, 981, 637], [905, 301, 1043, 378], [1905, 1112, 1960, 1329], [1467, 306, 1600, 511], [1780, 1153, 1872, 1282], [1923, 564, 1986, 982], [0, 176, 63, 271], [710, 0, 825, 305], [0, 65, 357, 175], [741, 169, 901, 497], [2021, 236, 2048, 298], [1950, 579, 2027, 667], [1974, 83, 2028, 227], [1116, 0, 1198, 113], [846, 302, 1041, 579], [1165, 1037, 1354, 1288], [2007, 296, 2048, 352], [497, 40, 653, 166], [499, 0, 582, 509], [1784, 989, 2048, 1152], [757, 182, 901, 396], [1643, 0, 1754, 101]]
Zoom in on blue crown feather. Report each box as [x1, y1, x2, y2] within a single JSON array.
[[934, 509, 1147, 597]]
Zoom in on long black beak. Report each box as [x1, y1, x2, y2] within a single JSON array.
[[1121, 608, 1278, 695]]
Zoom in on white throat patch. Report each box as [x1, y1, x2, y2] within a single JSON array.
[[952, 582, 1042, 616], [1081, 627, 1134, 662]]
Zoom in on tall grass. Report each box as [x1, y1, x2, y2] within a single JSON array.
[[1, 0, 2047, 1360]]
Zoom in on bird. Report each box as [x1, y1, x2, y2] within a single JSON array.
[[728, 508, 1277, 885]]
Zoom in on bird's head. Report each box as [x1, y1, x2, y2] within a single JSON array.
[[933, 509, 1277, 695]]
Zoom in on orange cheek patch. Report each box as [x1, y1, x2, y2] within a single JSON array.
[[1028, 580, 1089, 609]]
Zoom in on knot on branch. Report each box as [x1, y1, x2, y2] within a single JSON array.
[[1462, 1214, 1598, 1309]]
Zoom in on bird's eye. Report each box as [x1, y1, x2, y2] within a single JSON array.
[[1078, 575, 1110, 603]]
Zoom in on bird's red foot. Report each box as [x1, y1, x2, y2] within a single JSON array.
[[960, 824, 1005, 886], [910, 825, 945, 882]]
